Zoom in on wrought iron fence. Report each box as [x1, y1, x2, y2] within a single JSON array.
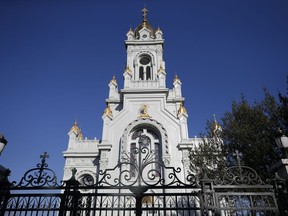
[[0, 149, 287, 215]]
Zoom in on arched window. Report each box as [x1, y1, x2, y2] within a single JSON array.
[[138, 55, 153, 81], [129, 127, 161, 177]]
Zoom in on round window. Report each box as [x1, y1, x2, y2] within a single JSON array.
[[140, 57, 150, 65], [79, 174, 94, 187], [139, 135, 151, 147]]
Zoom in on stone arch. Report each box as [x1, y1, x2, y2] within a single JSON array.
[[120, 118, 170, 165]]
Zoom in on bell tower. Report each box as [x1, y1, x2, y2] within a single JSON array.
[[124, 8, 166, 89]]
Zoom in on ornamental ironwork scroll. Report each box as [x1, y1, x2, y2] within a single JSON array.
[[213, 150, 265, 186], [12, 152, 61, 187], [83, 146, 197, 187]]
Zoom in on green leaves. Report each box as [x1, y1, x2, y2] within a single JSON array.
[[190, 89, 287, 180], [221, 90, 286, 179]]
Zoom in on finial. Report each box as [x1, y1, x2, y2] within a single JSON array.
[[127, 26, 133, 34], [110, 75, 117, 85], [174, 74, 181, 83], [142, 7, 148, 21]]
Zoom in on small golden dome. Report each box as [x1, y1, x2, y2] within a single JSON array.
[[178, 102, 187, 116], [103, 104, 113, 118], [110, 75, 117, 85], [124, 66, 132, 74], [69, 121, 83, 140], [174, 75, 181, 83]]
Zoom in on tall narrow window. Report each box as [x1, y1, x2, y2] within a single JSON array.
[[139, 66, 144, 80], [146, 67, 151, 80]]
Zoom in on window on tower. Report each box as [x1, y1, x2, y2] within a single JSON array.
[[137, 55, 153, 81], [139, 66, 144, 80]]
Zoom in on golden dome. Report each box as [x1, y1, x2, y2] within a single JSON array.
[[134, 8, 156, 39]]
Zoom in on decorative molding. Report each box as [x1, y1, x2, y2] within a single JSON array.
[[66, 158, 95, 166]]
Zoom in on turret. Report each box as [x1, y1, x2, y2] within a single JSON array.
[[108, 75, 119, 100], [157, 64, 166, 88], [68, 121, 83, 149], [178, 102, 189, 141], [173, 75, 182, 98]]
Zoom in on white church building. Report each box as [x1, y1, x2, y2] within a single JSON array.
[[62, 8, 204, 185]]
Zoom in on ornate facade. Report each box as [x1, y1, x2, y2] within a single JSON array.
[[63, 8, 202, 184]]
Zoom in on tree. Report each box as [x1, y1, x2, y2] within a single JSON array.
[[221, 89, 287, 180], [189, 116, 227, 179]]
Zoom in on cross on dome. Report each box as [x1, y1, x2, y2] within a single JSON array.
[[141, 7, 148, 22]]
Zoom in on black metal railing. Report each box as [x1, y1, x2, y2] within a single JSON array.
[[0, 149, 287, 215]]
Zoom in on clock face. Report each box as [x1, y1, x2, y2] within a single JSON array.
[[139, 135, 150, 147]]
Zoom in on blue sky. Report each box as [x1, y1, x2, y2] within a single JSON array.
[[1, 0, 287, 182]]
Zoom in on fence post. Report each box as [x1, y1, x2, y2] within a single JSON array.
[[59, 168, 81, 216], [200, 173, 218, 216], [0, 169, 11, 216], [273, 177, 288, 216]]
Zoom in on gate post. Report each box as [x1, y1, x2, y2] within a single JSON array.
[[59, 168, 81, 216], [0, 169, 11, 216], [200, 173, 218, 216], [130, 186, 148, 216]]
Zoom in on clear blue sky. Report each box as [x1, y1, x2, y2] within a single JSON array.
[[1, 0, 287, 182]]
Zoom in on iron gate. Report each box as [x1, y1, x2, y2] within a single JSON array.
[[0, 148, 286, 215]]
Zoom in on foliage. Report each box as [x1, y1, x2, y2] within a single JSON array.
[[189, 121, 227, 179], [221, 89, 287, 180]]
